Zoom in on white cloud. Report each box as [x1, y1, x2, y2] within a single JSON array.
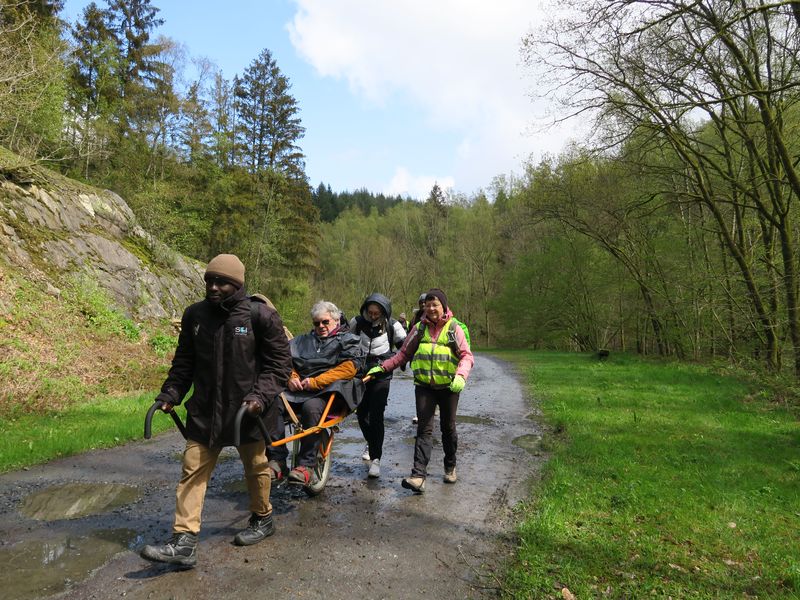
[[384, 167, 455, 200], [288, 1, 543, 122], [287, 0, 578, 194]]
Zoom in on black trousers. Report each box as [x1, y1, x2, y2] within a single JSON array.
[[266, 396, 326, 468], [356, 378, 390, 461], [412, 385, 459, 477]]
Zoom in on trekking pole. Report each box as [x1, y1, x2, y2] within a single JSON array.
[[233, 403, 272, 447], [144, 401, 188, 440]]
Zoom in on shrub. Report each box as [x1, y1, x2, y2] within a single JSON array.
[[149, 333, 177, 358], [62, 275, 141, 341]]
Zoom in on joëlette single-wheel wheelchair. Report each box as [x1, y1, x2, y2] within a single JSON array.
[[145, 384, 360, 497], [237, 390, 352, 496]]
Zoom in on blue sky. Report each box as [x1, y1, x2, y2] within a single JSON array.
[[62, 0, 579, 199]]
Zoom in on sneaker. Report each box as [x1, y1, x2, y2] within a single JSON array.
[[233, 512, 275, 546], [412, 416, 418, 424], [368, 458, 380, 478], [288, 465, 317, 485], [140, 532, 197, 567], [401, 475, 426, 493], [443, 467, 457, 483], [267, 460, 287, 482], [361, 445, 371, 461]]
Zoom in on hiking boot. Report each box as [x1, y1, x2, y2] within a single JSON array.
[[443, 467, 457, 483], [361, 445, 371, 461], [233, 512, 275, 546], [140, 532, 197, 567], [368, 458, 380, 478], [401, 475, 425, 493], [288, 465, 318, 485], [267, 460, 287, 482]]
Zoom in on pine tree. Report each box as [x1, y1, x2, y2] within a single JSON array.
[[104, 0, 163, 95], [68, 2, 120, 176], [233, 48, 305, 180], [103, 0, 167, 136]]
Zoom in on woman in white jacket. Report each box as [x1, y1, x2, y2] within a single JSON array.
[[349, 292, 407, 478]]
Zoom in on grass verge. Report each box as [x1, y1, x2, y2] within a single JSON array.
[[494, 351, 800, 599], [0, 391, 182, 473]]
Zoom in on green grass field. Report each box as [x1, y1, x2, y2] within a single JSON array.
[[0, 391, 176, 472], [493, 351, 800, 599]]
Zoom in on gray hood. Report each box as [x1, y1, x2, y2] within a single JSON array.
[[359, 292, 392, 320]]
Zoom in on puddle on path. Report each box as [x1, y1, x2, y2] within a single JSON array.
[[221, 478, 298, 516], [402, 436, 439, 447], [19, 482, 141, 521], [0, 529, 139, 600], [512, 434, 543, 454], [171, 450, 237, 462], [383, 414, 411, 425], [329, 435, 363, 446], [456, 414, 493, 425], [224, 479, 248, 493], [216, 449, 239, 462]]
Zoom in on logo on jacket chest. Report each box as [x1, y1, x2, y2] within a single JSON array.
[[234, 326, 249, 336]]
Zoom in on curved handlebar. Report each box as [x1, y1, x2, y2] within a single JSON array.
[[233, 403, 272, 447], [144, 402, 160, 439], [144, 401, 188, 440]]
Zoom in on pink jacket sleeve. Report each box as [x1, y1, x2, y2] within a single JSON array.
[[380, 324, 421, 372], [380, 318, 473, 380], [451, 322, 474, 380]]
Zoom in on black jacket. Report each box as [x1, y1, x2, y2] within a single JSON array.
[[283, 329, 364, 411], [158, 287, 293, 447]]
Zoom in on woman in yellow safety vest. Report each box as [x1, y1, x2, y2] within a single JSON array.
[[367, 288, 473, 493]]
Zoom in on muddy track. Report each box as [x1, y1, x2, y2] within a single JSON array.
[[0, 355, 544, 600]]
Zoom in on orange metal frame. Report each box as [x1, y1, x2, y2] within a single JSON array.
[[270, 392, 347, 451]]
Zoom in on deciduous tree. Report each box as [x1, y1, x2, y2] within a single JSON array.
[[524, 0, 800, 374]]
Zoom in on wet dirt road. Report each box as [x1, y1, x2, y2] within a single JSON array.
[[0, 355, 544, 600]]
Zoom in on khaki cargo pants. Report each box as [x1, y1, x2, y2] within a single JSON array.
[[173, 439, 271, 534]]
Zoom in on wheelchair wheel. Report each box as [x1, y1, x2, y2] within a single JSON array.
[[303, 429, 332, 496], [287, 424, 300, 469]]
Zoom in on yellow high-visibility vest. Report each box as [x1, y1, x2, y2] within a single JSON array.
[[411, 319, 459, 388]]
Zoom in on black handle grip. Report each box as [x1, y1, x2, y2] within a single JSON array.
[[144, 401, 188, 440], [234, 403, 272, 447], [144, 401, 161, 439]]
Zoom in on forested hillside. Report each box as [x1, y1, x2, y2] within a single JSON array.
[[1, 0, 318, 313], [3, 1, 800, 380], [311, 184, 410, 222]]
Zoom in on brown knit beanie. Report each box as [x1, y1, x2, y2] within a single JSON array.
[[425, 288, 448, 311], [205, 254, 245, 288]]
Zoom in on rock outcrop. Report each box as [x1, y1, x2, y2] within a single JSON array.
[[0, 156, 203, 320]]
